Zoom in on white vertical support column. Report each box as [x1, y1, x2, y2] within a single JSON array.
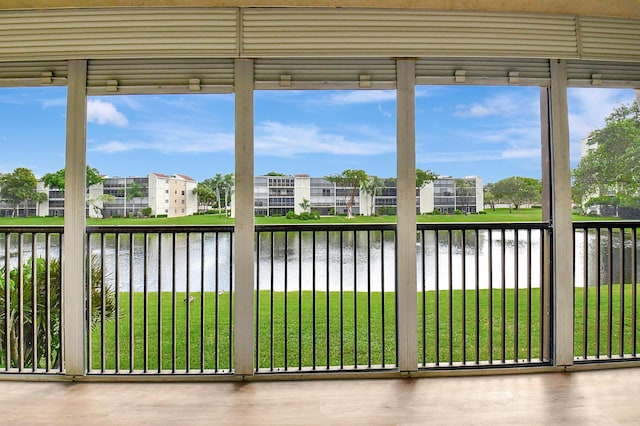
[[396, 59, 417, 373], [63, 59, 87, 376], [233, 58, 255, 376], [540, 88, 552, 360], [549, 60, 574, 367]]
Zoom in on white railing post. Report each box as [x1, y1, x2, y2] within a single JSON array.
[[396, 59, 418, 373], [63, 59, 88, 376], [233, 58, 255, 376], [549, 59, 574, 367]]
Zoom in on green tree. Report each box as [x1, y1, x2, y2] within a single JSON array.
[[87, 194, 115, 217], [32, 191, 48, 217], [126, 181, 144, 217], [299, 198, 310, 213], [201, 173, 235, 215], [200, 174, 226, 216], [416, 168, 438, 188], [0, 167, 39, 217], [41, 166, 105, 217], [484, 183, 497, 211], [572, 101, 640, 216], [361, 176, 385, 216], [193, 183, 216, 211], [491, 176, 542, 212], [455, 178, 475, 212], [326, 169, 368, 219], [41, 165, 104, 191], [221, 173, 234, 218]]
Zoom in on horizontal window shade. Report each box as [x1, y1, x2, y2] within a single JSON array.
[[567, 60, 640, 88], [254, 58, 396, 90], [1, 7, 639, 81], [242, 9, 578, 59], [0, 8, 238, 61], [0, 60, 67, 87], [578, 17, 640, 62], [416, 58, 550, 86], [87, 59, 235, 95]]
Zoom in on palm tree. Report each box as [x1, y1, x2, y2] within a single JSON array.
[[222, 173, 234, 217], [362, 176, 384, 216], [125, 180, 144, 217], [299, 198, 311, 213]]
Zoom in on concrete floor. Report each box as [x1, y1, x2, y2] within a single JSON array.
[[1, 368, 640, 425]]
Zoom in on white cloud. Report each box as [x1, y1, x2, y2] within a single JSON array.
[[417, 150, 503, 163], [89, 122, 234, 155], [454, 93, 525, 118], [501, 148, 540, 159], [91, 141, 131, 153], [255, 121, 394, 157], [327, 91, 396, 104], [42, 97, 66, 108], [87, 99, 129, 127]]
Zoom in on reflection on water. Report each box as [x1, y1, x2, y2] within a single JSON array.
[[2, 228, 637, 293], [574, 229, 640, 288]]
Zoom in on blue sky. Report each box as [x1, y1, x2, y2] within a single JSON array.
[[0, 85, 636, 184]]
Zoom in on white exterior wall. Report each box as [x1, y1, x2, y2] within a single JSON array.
[[184, 179, 198, 216], [294, 175, 310, 215], [87, 182, 104, 218], [36, 181, 49, 217], [473, 176, 484, 213], [148, 173, 171, 216], [419, 182, 435, 214], [359, 189, 372, 216]]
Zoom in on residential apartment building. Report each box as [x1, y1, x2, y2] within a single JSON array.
[[239, 175, 483, 217], [98, 173, 198, 218], [1, 173, 198, 218], [420, 176, 484, 214]]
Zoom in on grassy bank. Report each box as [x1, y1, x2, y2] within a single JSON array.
[[89, 285, 639, 371], [0, 208, 618, 226]]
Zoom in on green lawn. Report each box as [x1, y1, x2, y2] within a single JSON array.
[[88, 285, 640, 371], [0, 208, 618, 226]]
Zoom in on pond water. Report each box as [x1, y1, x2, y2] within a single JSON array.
[[2, 228, 637, 293]]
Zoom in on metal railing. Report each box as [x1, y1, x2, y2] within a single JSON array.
[[0, 226, 63, 374], [573, 222, 639, 362], [254, 224, 397, 373], [417, 223, 552, 368], [6, 221, 640, 378], [86, 225, 234, 375]]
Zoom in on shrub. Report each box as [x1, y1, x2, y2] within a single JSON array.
[[285, 211, 297, 220], [0, 256, 115, 370]]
